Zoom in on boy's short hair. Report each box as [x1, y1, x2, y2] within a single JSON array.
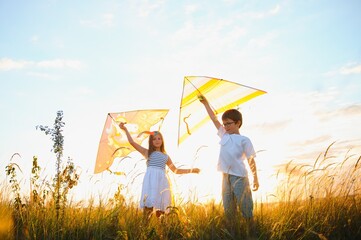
[[222, 109, 242, 128]]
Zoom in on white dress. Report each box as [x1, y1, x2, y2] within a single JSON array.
[[140, 151, 172, 211]]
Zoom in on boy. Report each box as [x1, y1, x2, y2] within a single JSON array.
[[199, 95, 259, 235]]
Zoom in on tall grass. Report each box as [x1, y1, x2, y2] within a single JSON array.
[[260, 142, 361, 239], [1, 145, 359, 239], [0, 112, 360, 239]]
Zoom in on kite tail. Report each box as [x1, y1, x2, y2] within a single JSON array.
[[137, 131, 152, 137], [112, 147, 130, 157], [157, 117, 165, 131], [137, 116, 165, 137], [183, 114, 191, 135], [106, 168, 125, 176], [137, 131, 160, 137]]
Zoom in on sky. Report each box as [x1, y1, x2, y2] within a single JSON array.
[[1, 0, 361, 205]]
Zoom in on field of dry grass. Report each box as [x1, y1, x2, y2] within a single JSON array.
[[1, 144, 360, 239]]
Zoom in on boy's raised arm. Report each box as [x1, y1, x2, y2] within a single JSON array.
[[199, 95, 221, 129]]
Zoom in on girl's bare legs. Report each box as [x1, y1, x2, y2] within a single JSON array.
[[155, 210, 165, 218], [143, 207, 153, 221]]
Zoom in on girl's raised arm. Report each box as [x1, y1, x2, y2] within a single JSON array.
[[119, 122, 148, 157]]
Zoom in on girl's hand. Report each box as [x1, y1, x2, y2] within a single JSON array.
[[191, 168, 201, 174], [119, 122, 127, 130]]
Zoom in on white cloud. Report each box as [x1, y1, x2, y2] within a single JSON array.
[[30, 35, 40, 43], [80, 19, 96, 27], [340, 63, 361, 75], [73, 87, 94, 96], [170, 18, 245, 51], [245, 89, 360, 164], [0, 58, 31, 71], [80, 13, 115, 28], [27, 71, 59, 80], [269, 5, 281, 15], [251, 119, 292, 134], [238, 4, 281, 20], [317, 103, 361, 120], [324, 62, 361, 76], [0, 58, 85, 71], [223, 0, 236, 4], [37, 59, 85, 70], [135, 0, 165, 17], [102, 13, 115, 27], [248, 31, 278, 48], [184, 4, 198, 15]]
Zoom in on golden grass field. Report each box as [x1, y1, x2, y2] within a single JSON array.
[[1, 143, 360, 240]]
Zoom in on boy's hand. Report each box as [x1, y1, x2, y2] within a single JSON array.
[[198, 95, 207, 104], [252, 177, 259, 191]]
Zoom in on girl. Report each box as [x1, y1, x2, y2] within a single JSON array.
[[119, 122, 200, 218]]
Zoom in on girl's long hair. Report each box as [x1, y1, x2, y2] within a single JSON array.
[[147, 131, 166, 158]]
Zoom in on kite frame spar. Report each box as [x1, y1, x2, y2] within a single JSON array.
[[177, 76, 267, 145]]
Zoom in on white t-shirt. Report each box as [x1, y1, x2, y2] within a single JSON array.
[[217, 126, 256, 177]]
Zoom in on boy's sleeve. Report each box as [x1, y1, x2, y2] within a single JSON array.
[[217, 126, 225, 138], [244, 137, 256, 159]]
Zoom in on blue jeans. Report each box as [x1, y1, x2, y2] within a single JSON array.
[[222, 173, 253, 219]]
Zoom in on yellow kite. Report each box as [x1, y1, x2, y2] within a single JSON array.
[[94, 109, 169, 174], [178, 76, 266, 145]]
